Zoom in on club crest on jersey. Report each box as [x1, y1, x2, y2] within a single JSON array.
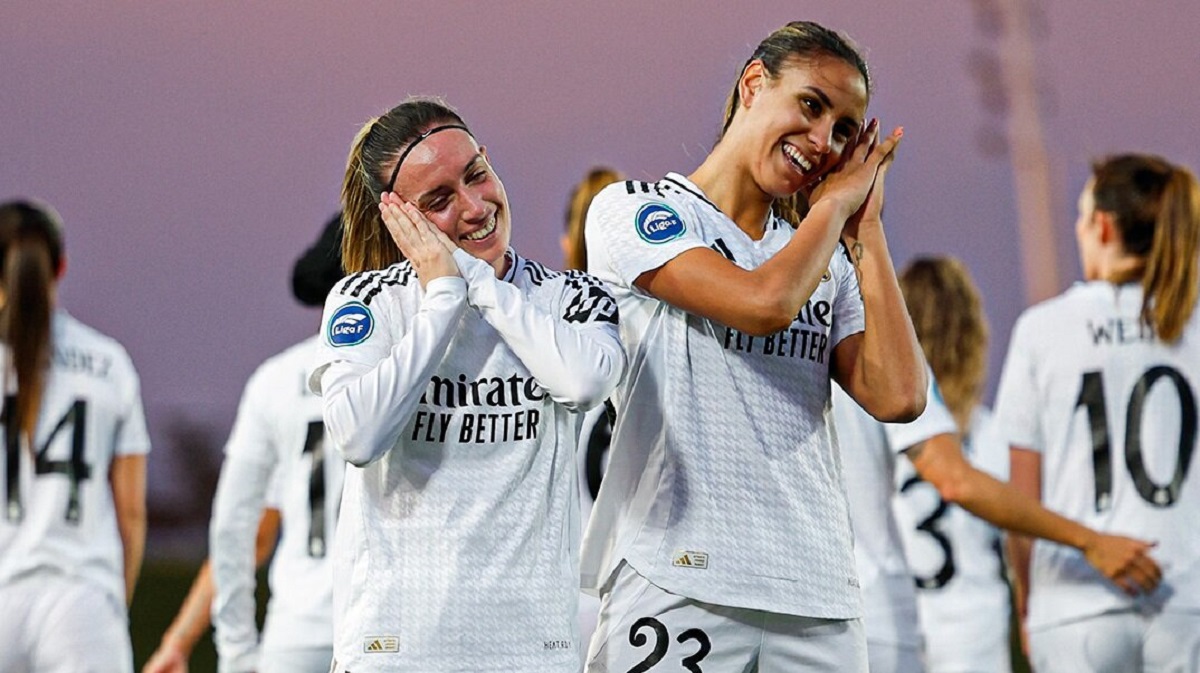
[[328, 302, 374, 347], [635, 203, 685, 243]]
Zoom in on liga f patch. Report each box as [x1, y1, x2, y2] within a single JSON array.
[[328, 301, 374, 347], [672, 550, 709, 569], [635, 203, 685, 243]]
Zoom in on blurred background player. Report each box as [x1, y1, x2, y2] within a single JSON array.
[[891, 257, 1012, 673], [562, 165, 625, 657], [997, 153, 1200, 672], [312, 97, 624, 672], [832, 252, 1162, 673], [142, 213, 345, 673], [581, 21, 928, 672], [0, 200, 150, 673]]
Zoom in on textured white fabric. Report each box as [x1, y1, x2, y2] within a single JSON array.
[[211, 337, 340, 673], [585, 561, 869, 673], [1027, 609, 1200, 673], [995, 282, 1200, 630], [581, 173, 866, 618], [0, 575, 133, 673], [893, 406, 1011, 673], [0, 310, 150, 613], [830, 374, 955, 650], [313, 249, 622, 672]]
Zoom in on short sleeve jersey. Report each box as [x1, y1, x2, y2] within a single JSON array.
[[313, 253, 614, 672], [994, 281, 1200, 628], [830, 375, 956, 646], [0, 310, 150, 608], [222, 336, 341, 650], [893, 405, 1011, 668], [580, 174, 866, 617]]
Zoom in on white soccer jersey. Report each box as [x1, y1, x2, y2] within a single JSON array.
[[0, 310, 150, 609], [830, 376, 957, 649], [994, 281, 1200, 629], [581, 173, 866, 617], [893, 406, 1011, 672], [211, 336, 341, 672], [311, 248, 622, 673]]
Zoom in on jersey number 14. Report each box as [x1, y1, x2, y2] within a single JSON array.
[[3, 397, 92, 524]]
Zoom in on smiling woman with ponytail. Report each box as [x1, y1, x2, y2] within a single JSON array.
[[0, 199, 151, 673]]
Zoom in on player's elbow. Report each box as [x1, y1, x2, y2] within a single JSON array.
[[560, 350, 626, 411], [729, 296, 799, 337], [930, 464, 978, 507]]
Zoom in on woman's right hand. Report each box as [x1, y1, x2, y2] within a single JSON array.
[[1081, 532, 1162, 595], [807, 119, 901, 222], [379, 192, 460, 288]]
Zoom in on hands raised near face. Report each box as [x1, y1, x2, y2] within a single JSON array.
[[808, 119, 903, 239], [379, 192, 460, 288]]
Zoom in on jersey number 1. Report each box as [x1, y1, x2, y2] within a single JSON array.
[[1075, 366, 1197, 512], [301, 421, 327, 558], [3, 397, 92, 524]]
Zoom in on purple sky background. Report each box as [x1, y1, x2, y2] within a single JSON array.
[[3, 1, 1198, 556]]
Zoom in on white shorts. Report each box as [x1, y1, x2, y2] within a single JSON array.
[[585, 562, 867, 672], [866, 640, 925, 673], [1028, 609, 1200, 673], [260, 644, 333, 673], [0, 575, 132, 673]]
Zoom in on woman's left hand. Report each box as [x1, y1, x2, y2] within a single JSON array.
[[842, 124, 901, 242]]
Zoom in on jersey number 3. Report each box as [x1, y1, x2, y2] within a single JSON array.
[[3, 397, 92, 524], [1075, 366, 1197, 511]]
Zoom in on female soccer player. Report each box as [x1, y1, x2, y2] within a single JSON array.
[[997, 154, 1200, 671], [580, 21, 928, 671], [0, 200, 150, 673], [311, 97, 625, 672], [142, 214, 346, 673], [893, 257, 1012, 672]]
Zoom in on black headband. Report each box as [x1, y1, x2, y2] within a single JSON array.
[[384, 124, 473, 194]]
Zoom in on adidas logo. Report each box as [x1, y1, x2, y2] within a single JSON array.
[[672, 550, 709, 569], [363, 636, 399, 653]]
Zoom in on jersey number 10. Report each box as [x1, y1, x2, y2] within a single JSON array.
[[1074, 366, 1197, 512], [3, 397, 92, 524]]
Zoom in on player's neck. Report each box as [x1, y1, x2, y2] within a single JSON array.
[[688, 151, 772, 241]]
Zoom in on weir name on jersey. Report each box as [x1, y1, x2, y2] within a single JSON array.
[[722, 298, 833, 363], [1087, 317, 1155, 345], [411, 372, 544, 444]]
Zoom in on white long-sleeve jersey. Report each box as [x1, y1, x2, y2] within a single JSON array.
[[210, 336, 342, 672], [310, 248, 623, 672]]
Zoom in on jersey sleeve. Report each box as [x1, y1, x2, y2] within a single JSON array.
[[312, 274, 469, 466], [585, 183, 708, 287], [887, 372, 958, 453], [210, 454, 274, 673], [994, 311, 1045, 452], [455, 251, 625, 411], [222, 365, 280, 468], [113, 350, 151, 457], [829, 244, 866, 347]]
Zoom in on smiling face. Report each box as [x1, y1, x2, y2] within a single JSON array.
[[391, 128, 511, 274], [737, 54, 868, 197]]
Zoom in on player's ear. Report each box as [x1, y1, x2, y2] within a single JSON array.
[[739, 60, 768, 108], [56, 253, 68, 280], [1095, 210, 1118, 245]]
